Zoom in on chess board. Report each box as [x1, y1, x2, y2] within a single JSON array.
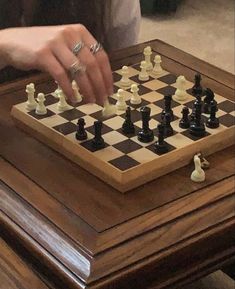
[[11, 63, 235, 192]]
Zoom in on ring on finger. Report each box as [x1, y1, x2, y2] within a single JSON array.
[[90, 42, 103, 55], [72, 41, 85, 56], [69, 61, 86, 78]]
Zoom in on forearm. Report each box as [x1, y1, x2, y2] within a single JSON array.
[[0, 29, 9, 69]]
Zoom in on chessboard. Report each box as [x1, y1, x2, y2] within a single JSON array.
[[11, 50, 235, 193]]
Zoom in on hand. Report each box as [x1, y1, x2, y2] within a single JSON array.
[[0, 25, 113, 104]]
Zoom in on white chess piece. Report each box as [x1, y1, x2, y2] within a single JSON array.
[[144, 46, 153, 71], [120, 66, 131, 87], [174, 75, 188, 101], [116, 89, 127, 110], [191, 154, 206, 182], [152, 55, 163, 76], [139, 61, 149, 81], [130, 84, 141, 105], [56, 88, 70, 112], [72, 80, 82, 103], [35, 93, 47, 115], [25, 83, 37, 111], [102, 99, 116, 117]]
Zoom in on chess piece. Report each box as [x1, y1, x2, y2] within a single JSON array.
[[144, 46, 153, 71], [179, 107, 190, 129], [102, 99, 116, 118], [192, 73, 203, 97], [191, 154, 205, 182], [152, 55, 163, 76], [56, 88, 70, 112], [163, 112, 174, 137], [174, 75, 188, 102], [138, 61, 149, 81], [76, 118, 87, 141], [154, 124, 169, 154], [116, 89, 127, 110], [203, 88, 218, 114], [35, 93, 47, 115], [189, 100, 206, 137], [197, 152, 210, 169], [26, 83, 37, 111], [92, 121, 105, 149], [206, 101, 220, 128], [137, 106, 154, 143], [161, 95, 174, 121], [122, 107, 135, 134], [120, 66, 131, 87], [72, 80, 82, 103], [130, 84, 141, 105]]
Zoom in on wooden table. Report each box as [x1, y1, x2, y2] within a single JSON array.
[[0, 40, 234, 289]]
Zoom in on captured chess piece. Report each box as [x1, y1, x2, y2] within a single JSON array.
[[35, 93, 47, 115], [196, 152, 210, 169], [137, 106, 154, 143], [189, 100, 206, 137], [154, 123, 169, 154], [206, 101, 220, 128], [139, 61, 149, 81], [163, 112, 174, 137], [191, 154, 206, 183], [192, 73, 203, 97], [122, 107, 135, 135], [179, 107, 190, 129], [130, 84, 141, 105], [152, 55, 163, 76], [76, 118, 87, 141], [161, 95, 174, 121], [92, 121, 105, 150], [203, 88, 218, 114], [116, 89, 127, 111], [144, 46, 153, 71], [26, 83, 37, 111]]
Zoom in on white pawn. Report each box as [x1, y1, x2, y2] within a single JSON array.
[[26, 83, 37, 111], [152, 55, 163, 76], [174, 75, 188, 102], [144, 46, 153, 71], [191, 154, 206, 183], [120, 66, 131, 87], [139, 61, 149, 81], [116, 89, 127, 111], [72, 80, 82, 103], [35, 93, 47, 115], [130, 84, 141, 105], [56, 88, 70, 112]]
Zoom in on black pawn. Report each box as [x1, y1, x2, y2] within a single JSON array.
[[161, 95, 174, 121], [203, 88, 218, 114], [92, 121, 105, 149], [122, 107, 135, 135], [163, 112, 174, 137], [206, 101, 220, 128], [192, 73, 203, 97], [189, 101, 206, 137], [154, 124, 169, 154], [137, 106, 154, 143], [179, 107, 190, 129], [76, 118, 87, 141]]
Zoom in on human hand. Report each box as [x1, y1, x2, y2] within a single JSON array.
[[0, 25, 113, 104]]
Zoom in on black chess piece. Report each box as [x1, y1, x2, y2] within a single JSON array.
[[206, 101, 220, 128], [179, 107, 190, 129], [189, 101, 206, 137], [161, 95, 174, 121], [137, 106, 154, 143], [76, 118, 87, 141], [163, 112, 174, 137], [192, 73, 203, 97], [203, 88, 218, 114], [122, 107, 135, 135], [92, 120, 105, 149], [154, 124, 169, 154]]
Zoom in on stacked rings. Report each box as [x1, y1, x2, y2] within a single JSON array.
[[72, 41, 85, 56], [90, 42, 103, 54]]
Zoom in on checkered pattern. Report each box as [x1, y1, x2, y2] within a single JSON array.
[[24, 64, 235, 172]]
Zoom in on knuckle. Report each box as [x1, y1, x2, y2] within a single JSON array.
[[86, 58, 97, 69], [53, 69, 66, 80], [77, 24, 87, 34], [61, 26, 75, 38]]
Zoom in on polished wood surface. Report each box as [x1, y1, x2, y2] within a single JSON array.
[[0, 40, 235, 289]]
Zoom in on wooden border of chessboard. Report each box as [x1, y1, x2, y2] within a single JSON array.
[[11, 105, 235, 192]]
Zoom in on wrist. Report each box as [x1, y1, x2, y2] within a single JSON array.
[[0, 29, 10, 69]]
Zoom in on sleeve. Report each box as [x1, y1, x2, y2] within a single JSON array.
[[106, 0, 141, 50]]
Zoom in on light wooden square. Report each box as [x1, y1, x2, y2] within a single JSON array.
[[103, 116, 124, 130], [103, 131, 128, 145], [71, 115, 97, 127], [115, 66, 139, 77], [171, 119, 186, 133], [205, 124, 227, 135], [39, 114, 68, 127], [128, 148, 159, 163], [78, 103, 102, 115], [142, 79, 166, 90], [65, 131, 94, 144], [171, 78, 194, 90], [149, 70, 169, 79], [135, 119, 159, 130], [214, 94, 228, 103], [112, 90, 133, 101], [93, 146, 124, 162], [131, 136, 157, 147], [172, 94, 195, 105], [166, 133, 194, 148], [46, 103, 73, 114], [141, 91, 163, 103], [114, 80, 136, 90]]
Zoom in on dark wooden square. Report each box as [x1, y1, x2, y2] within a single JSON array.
[[109, 155, 140, 171], [59, 109, 86, 121], [53, 122, 77, 135], [28, 109, 55, 120], [156, 85, 177, 96], [218, 100, 235, 113], [113, 139, 142, 154], [219, 114, 235, 127], [158, 73, 177, 85]]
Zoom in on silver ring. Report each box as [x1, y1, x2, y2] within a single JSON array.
[[90, 42, 103, 54], [72, 41, 85, 56], [69, 61, 86, 78]]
